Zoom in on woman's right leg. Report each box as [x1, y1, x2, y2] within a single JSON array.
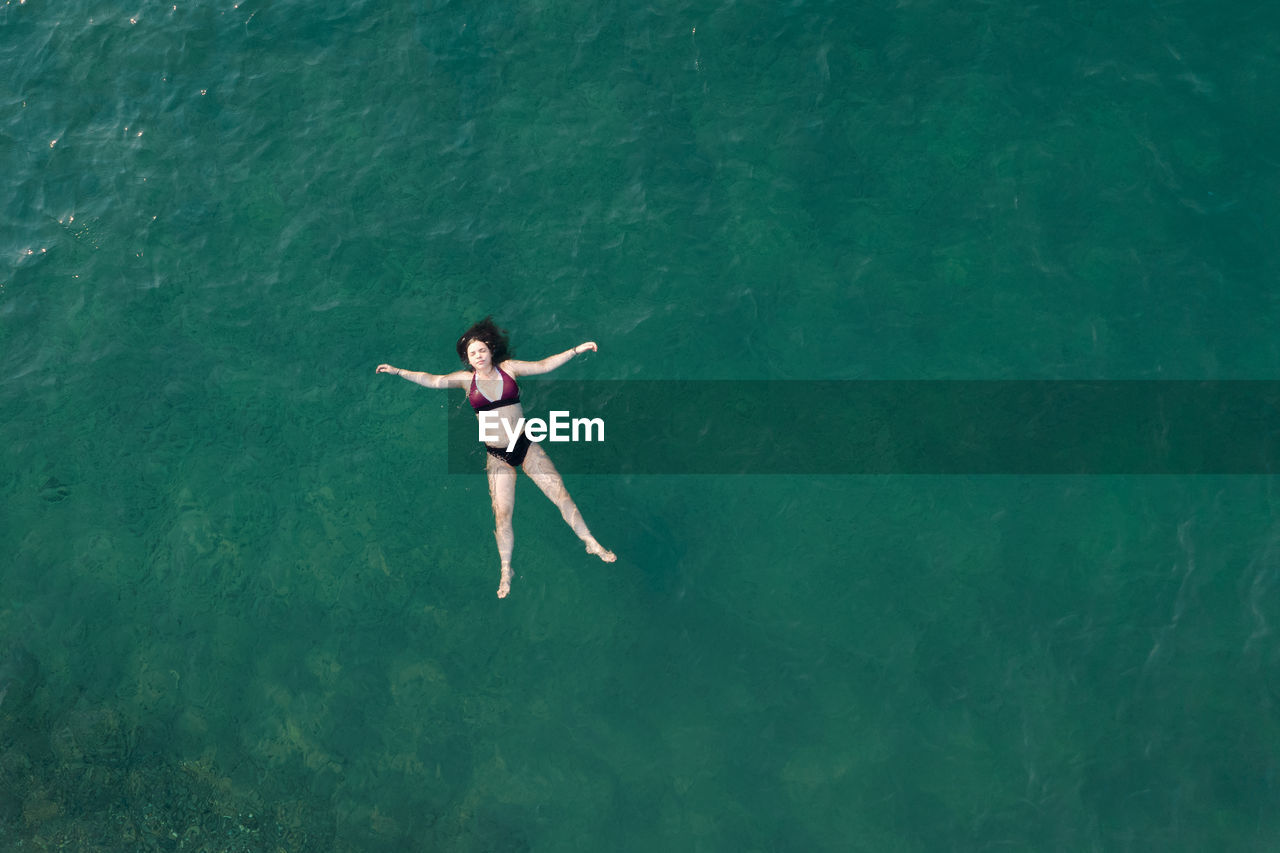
[[487, 454, 518, 597]]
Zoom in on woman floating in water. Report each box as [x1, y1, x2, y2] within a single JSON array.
[[376, 318, 616, 598]]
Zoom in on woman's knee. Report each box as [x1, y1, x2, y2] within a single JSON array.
[[557, 498, 581, 522]]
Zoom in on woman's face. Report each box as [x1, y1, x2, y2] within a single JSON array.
[[467, 339, 493, 371]]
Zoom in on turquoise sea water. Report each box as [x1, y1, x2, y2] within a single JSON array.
[[4, 0, 1280, 849]]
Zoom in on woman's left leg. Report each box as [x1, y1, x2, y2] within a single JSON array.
[[521, 443, 616, 562]]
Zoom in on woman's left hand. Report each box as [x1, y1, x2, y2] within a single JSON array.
[[574, 342, 598, 355]]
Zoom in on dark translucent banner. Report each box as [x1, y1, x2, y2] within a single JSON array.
[[446, 381, 1280, 474]]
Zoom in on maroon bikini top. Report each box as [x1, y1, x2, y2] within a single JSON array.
[[468, 367, 521, 412]]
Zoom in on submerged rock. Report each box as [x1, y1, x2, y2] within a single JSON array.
[[50, 707, 136, 767], [37, 477, 71, 503], [0, 644, 39, 715]]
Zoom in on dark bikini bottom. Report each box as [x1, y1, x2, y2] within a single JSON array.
[[484, 433, 532, 467]]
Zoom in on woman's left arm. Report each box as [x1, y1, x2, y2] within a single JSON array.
[[504, 342, 597, 376]]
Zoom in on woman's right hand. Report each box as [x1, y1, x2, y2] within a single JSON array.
[[376, 364, 398, 374]]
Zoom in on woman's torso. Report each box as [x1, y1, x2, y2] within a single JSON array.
[[470, 365, 524, 447]]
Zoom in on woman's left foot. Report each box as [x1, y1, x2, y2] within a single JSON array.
[[586, 541, 616, 563]]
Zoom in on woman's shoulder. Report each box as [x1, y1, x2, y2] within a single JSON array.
[[440, 369, 476, 386]]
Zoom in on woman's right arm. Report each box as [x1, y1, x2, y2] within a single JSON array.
[[375, 364, 470, 389]]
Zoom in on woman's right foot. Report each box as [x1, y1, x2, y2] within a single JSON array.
[[497, 563, 513, 598]]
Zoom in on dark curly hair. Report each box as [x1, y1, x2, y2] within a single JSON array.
[[456, 317, 512, 367]]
